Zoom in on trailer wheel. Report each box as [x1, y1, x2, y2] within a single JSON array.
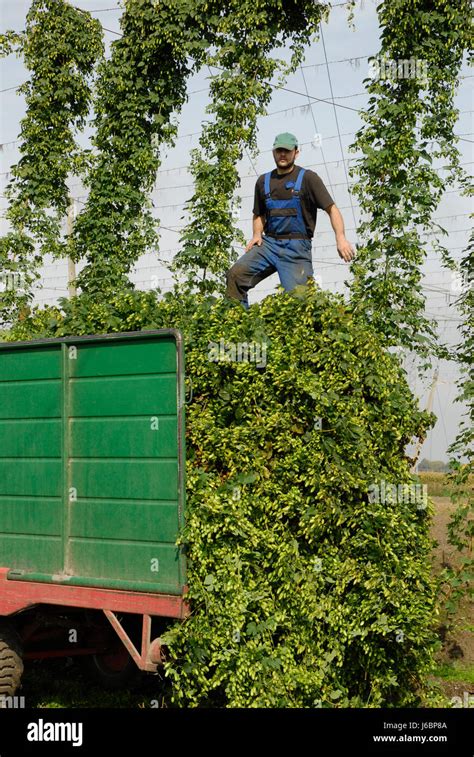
[[0, 625, 24, 697], [84, 642, 142, 691]]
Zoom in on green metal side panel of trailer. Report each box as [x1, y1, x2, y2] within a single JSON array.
[[0, 330, 186, 595]]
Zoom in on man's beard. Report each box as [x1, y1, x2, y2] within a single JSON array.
[[277, 158, 295, 171]]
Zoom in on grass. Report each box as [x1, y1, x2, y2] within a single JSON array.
[[21, 658, 173, 708], [432, 662, 474, 685]]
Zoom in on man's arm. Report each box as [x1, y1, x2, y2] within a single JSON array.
[[325, 203, 355, 262], [245, 214, 264, 252], [245, 177, 266, 252]]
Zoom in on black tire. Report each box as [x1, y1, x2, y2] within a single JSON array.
[[83, 643, 142, 691], [0, 625, 24, 697]]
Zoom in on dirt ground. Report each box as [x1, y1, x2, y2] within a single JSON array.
[[430, 496, 473, 664], [430, 496, 473, 704]]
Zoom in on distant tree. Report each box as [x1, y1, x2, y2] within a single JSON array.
[[418, 459, 449, 473]]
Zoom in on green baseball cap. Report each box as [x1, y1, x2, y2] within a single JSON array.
[[273, 132, 298, 150]]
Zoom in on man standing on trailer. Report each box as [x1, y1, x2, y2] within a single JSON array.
[[225, 132, 355, 307]]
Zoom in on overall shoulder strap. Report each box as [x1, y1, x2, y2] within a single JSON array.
[[264, 171, 272, 198], [294, 167, 306, 193]]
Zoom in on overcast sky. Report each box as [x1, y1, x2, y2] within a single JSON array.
[[0, 0, 472, 462]]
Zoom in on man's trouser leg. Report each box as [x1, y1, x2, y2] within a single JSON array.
[[226, 239, 277, 308], [274, 238, 314, 291]]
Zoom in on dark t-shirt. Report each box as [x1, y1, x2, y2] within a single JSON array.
[[253, 165, 334, 239]]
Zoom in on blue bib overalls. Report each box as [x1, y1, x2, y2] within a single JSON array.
[[226, 167, 314, 307], [263, 167, 308, 239]]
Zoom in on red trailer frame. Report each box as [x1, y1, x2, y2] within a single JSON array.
[[0, 568, 190, 672]]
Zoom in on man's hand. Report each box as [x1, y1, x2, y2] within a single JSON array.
[[244, 234, 263, 253], [325, 204, 355, 263], [336, 236, 355, 262]]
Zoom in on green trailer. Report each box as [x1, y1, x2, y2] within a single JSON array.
[[0, 330, 189, 693]]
